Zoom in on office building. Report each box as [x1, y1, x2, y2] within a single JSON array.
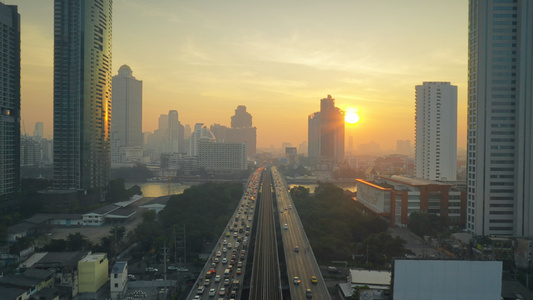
[[0, 4, 20, 197], [307, 95, 345, 169], [197, 140, 247, 171], [111, 65, 142, 164], [415, 82, 457, 181], [467, 0, 533, 236], [356, 175, 466, 227], [53, 0, 112, 191], [226, 105, 256, 158]]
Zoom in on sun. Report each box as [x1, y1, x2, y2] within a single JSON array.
[[345, 111, 360, 124]]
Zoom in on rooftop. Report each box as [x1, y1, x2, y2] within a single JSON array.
[[350, 269, 391, 288]]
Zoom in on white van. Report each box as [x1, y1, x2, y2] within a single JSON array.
[[197, 285, 205, 294]]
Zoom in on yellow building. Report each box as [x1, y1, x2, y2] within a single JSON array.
[[78, 253, 109, 293]]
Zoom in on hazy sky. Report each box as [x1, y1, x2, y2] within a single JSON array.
[[12, 0, 467, 150]]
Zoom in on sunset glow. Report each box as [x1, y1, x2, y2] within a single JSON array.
[[345, 111, 360, 124]]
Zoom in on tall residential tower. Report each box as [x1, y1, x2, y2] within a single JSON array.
[[0, 4, 20, 197], [467, 0, 533, 236], [111, 65, 142, 164], [53, 0, 112, 190], [415, 82, 457, 181]]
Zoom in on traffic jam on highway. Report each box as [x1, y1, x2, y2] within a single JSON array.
[[190, 168, 263, 300]]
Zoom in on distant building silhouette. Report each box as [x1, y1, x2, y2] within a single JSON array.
[[111, 65, 143, 164], [189, 123, 216, 156], [307, 95, 345, 170], [415, 82, 457, 181], [226, 105, 256, 158], [395, 140, 411, 155], [467, 1, 533, 237], [33, 122, 44, 140], [0, 3, 20, 196], [53, 0, 112, 191]]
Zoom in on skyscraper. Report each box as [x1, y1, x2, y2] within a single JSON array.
[[0, 4, 20, 197], [226, 105, 256, 158], [112, 65, 142, 147], [53, 0, 112, 191], [111, 65, 142, 164], [467, 0, 533, 236], [307, 95, 345, 169], [415, 82, 457, 181]]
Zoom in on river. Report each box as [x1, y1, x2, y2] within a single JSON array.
[[128, 181, 356, 198]]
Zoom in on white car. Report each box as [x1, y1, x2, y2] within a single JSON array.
[[214, 275, 221, 282], [222, 258, 227, 264], [223, 239, 228, 245], [216, 251, 221, 257], [209, 288, 216, 296], [228, 243, 232, 249]]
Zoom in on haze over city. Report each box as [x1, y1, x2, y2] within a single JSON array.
[[14, 0, 467, 150]]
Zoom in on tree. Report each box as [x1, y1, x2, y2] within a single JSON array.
[[67, 232, 92, 250], [142, 210, 157, 223], [105, 178, 128, 202]]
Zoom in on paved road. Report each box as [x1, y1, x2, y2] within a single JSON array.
[[272, 166, 331, 300]]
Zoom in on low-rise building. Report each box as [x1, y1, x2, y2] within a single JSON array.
[[110, 261, 128, 300], [356, 175, 466, 227], [78, 253, 108, 294]]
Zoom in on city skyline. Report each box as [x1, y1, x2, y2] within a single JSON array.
[[12, 1, 467, 150]]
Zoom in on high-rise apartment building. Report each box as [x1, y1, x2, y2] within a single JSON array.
[[415, 82, 457, 181], [111, 65, 142, 164], [467, 0, 533, 236], [53, 0, 112, 190], [307, 95, 345, 169], [0, 4, 20, 197], [112, 65, 142, 148]]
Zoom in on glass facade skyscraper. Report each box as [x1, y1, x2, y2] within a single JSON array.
[[0, 4, 20, 197], [53, 0, 112, 190], [467, 0, 533, 236]]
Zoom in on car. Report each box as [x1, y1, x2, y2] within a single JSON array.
[[194, 296, 201, 300], [306, 288, 312, 298], [127, 274, 136, 281], [218, 288, 226, 296], [233, 232, 238, 238], [293, 276, 300, 285], [224, 278, 230, 286], [216, 251, 221, 257], [208, 288, 216, 296], [222, 258, 227, 264], [204, 279, 210, 286], [228, 243, 232, 249], [289, 205, 292, 210], [214, 275, 221, 282], [214, 257, 219, 264], [235, 242, 240, 247], [168, 265, 179, 271], [294, 246, 299, 252], [223, 239, 228, 245], [237, 261, 243, 268], [146, 267, 158, 272], [311, 276, 318, 284], [223, 247, 227, 253], [230, 290, 237, 298], [197, 286, 205, 294], [236, 268, 242, 275]]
